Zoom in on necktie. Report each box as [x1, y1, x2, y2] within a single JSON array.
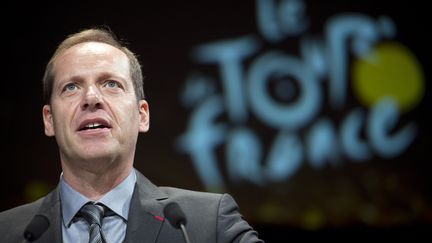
[[78, 202, 108, 243]]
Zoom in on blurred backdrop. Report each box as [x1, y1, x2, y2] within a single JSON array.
[[1, 0, 431, 241]]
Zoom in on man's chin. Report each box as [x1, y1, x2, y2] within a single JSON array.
[[73, 147, 118, 163]]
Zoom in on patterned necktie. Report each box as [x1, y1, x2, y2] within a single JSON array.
[[78, 202, 108, 243]]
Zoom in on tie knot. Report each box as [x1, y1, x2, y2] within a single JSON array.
[[78, 202, 106, 226]]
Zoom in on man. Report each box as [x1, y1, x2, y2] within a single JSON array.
[[0, 27, 263, 242]]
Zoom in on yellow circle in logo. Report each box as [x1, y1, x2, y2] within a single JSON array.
[[352, 42, 424, 112]]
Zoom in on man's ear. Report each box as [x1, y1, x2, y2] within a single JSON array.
[[42, 105, 55, 137], [138, 100, 150, 133]]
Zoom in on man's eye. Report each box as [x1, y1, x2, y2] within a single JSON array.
[[64, 83, 77, 91], [105, 80, 120, 88]]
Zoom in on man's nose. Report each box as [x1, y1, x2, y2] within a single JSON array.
[[81, 85, 103, 110]]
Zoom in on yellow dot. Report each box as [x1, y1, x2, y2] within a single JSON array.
[[301, 207, 325, 230], [24, 180, 52, 202], [352, 42, 425, 112]]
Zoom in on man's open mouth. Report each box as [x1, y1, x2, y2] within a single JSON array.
[[79, 122, 110, 131], [77, 119, 112, 131]]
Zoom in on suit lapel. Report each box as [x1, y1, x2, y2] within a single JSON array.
[[35, 186, 63, 243], [123, 171, 168, 243]]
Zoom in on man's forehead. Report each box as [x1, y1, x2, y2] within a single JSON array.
[[59, 42, 125, 60], [52, 42, 130, 84]]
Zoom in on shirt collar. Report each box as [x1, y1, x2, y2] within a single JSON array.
[[60, 169, 137, 227]]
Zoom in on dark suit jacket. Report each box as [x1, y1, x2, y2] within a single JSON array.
[[0, 171, 263, 242]]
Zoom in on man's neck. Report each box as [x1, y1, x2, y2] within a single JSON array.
[[60, 160, 133, 201]]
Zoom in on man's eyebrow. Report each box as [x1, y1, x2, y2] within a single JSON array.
[[56, 76, 84, 87], [97, 72, 128, 82], [56, 72, 127, 85]]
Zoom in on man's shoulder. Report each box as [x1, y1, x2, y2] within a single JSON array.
[[154, 186, 264, 242], [0, 197, 44, 219], [158, 186, 224, 202], [0, 197, 45, 237], [156, 186, 236, 215]]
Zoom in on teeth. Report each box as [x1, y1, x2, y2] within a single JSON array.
[[85, 122, 102, 128]]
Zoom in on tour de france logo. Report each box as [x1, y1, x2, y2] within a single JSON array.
[[177, 0, 425, 191]]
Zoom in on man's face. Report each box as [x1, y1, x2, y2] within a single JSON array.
[[42, 42, 149, 166]]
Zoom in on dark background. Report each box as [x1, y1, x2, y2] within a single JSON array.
[[1, 0, 431, 241]]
